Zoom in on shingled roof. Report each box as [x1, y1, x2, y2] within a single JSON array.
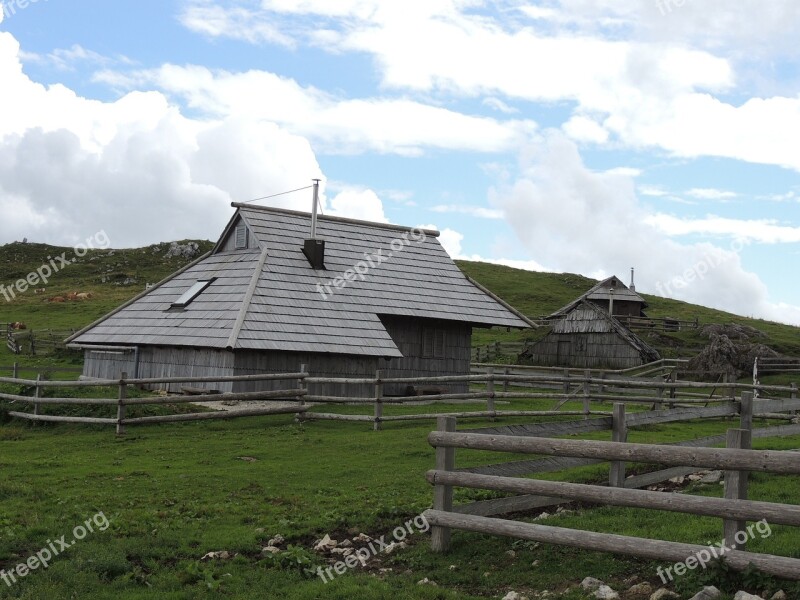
[[550, 275, 647, 318], [68, 204, 531, 357]]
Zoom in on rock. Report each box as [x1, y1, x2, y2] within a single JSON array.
[[353, 533, 371, 543], [581, 577, 605, 591], [531, 560, 540, 567], [770, 592, 787, 600], [201, 550, 231, 561], [448, 564, 458, 571], [165, 241, 201, 260], [260, 546, 280, 556], [669, 476, 685, 484], [313, 534, 337, 552], [535, 512, 552, 521], [627, 582, 653, 597], [417, 578, 437, 586], [594, 585, 619, 600], [733, 593, 764, 600], [650, 590, 680, 600], [268, 535, 284, 547], [502, 593, 522, 600], [338, 539, 353, 548], [506, 550, 516, 558], [688, 474, 703, 481], [623, 575, 639, 586], [689, 587, 721, 600], [700, 471, 723, 484], [383, 541, 407, 555]]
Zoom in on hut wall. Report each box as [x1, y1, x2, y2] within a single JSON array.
[[525, 332, 644, 369], [82, 346, 236, 392], [233, 351, 378, 398], [380, 316, 471, 394]]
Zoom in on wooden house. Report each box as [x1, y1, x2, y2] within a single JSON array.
[[66, 203, 532, 396], [522, 276, 660, 369]]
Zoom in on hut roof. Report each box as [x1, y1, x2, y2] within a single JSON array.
[[553, 300, 660, 363], [68, 204, 531, 357], [550, 275, 647, 318]]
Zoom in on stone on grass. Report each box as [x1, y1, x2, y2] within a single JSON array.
[[417, 577, 437, 586], [650, 590, 680, 600], [688, 586, 721, 600], [581, 577, 604, 591], [770, 592, 787, 600], [594, 585, 619, 600], [733, 593, 765, 600], [627, 582, 653, 597], [268, 535, 284, 547], [314, 534, 337, 552], [260, 546, 280, 556]]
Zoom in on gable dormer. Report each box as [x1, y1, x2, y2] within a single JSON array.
[[217, 215, 256, 252]]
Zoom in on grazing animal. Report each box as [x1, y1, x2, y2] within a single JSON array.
[[76, 292, 93, 300], [66, 292, 78, 300], [49, 296, 65, 303], [34, 288, 46, 294], [11, 322, 26, 330]]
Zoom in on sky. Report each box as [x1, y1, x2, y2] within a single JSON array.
[[0, 1, 799, 325]]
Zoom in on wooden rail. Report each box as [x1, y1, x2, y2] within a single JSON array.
[[425, 395, 800, 581]]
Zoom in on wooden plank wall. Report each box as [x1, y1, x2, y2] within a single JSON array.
[[234, 351, 378, 397], [381, 316, 471, 394]]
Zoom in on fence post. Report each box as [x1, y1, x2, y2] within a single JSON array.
[[668, 371, 677, 408], [791, 383, 798, 415], [12, 362, 18, 379], [723, 427, 751, 550], [739, 391, 754, 434], [486, 367, 495, 419], [503, 367, 510, 394], [493, 341, 501, 361], [29, 329, 35, 356], [582, 370, 591, 418], [431, 416, 456, 552], [116, 371, 128, 436], [33, 374, 41, 417], [296, 364, 307, 423], [374, 369, 383, 431], [563, 368, 570, 396], [609, 403, 627, 487]]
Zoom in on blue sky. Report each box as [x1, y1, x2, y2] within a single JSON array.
[[1, 0, 799, 324]]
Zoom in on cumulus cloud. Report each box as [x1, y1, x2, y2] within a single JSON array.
[[0, 32, 327, 247], [93, 64, 538, 156], [491, 131, 800, 324]]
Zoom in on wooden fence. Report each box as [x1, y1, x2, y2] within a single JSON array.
[[424, 392, 800, 580], [2, 362, 799, 434], [5, 327, 77, 355]]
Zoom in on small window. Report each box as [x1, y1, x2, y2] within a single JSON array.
[[234, 225, 248, 249], [171, 278, 215, 308], [422, 327, 446, 358]]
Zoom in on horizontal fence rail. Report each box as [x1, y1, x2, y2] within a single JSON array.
[[425, 396, 800, 581], [1, 358, 799, 432]]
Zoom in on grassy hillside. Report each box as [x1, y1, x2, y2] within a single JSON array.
[[1, 242, 798, 362], [0, 240, 214, 336], [457, 261, 800, 358]]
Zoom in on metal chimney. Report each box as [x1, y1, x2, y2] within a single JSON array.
[[630, 267, 636, 292], [303, 179, 325, 269]]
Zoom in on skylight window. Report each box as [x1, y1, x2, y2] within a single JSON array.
[[171, 278, 215, 308]]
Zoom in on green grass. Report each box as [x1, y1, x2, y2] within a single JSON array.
[[2, 245, 800, 598]]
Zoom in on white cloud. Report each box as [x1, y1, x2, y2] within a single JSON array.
[[0, 32, 322, 248], [490, 130, 800, 325], [431, 204, 504, 219], [685, 188, 738, 200], [645, 214, 800, 244], [184, 1, 800, 173], [563, 115, 609, 144], [94, 64, 538, 156], [482, 97, 518, 114], [638, 185, 669, 197], [325, 187, 388, 223]]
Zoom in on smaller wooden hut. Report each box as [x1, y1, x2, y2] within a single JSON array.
[[522, 278, 660, 369]]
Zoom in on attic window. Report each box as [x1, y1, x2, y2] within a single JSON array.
[[234, 225, 248, 249], [171, 278, 215, 308]]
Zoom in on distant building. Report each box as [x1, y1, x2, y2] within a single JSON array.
[[521, 276, 659, 369], [67, 203, 531, 396]]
